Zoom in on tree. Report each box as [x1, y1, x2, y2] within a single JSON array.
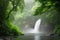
[[34, 0, 60, 35], [0, 0, 24, 37]]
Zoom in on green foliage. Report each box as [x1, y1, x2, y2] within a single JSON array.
[[53, 25, 60, 34], [34, 0, 60, 35], [34, 0, 60, 15], [0, 20, 23, 36], [6, 0, 25, 19], [0, 0, 24, 36], [34, 1, 56, 15]]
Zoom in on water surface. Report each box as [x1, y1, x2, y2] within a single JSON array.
[[12, 33, 60, 40]]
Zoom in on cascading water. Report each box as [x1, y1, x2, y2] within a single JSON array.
[[34, 19, 41, 40], [24, 0, 42, 40], [34, 19, 41, 33], [24, 19, 41, 33]]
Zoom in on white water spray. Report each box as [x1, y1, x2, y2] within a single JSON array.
[[34, 19, 41, 33], [34, 19, 41, 40], [24, 0, 42, 40]]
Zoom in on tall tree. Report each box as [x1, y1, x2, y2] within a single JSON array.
[[0, 0, 24, 37]]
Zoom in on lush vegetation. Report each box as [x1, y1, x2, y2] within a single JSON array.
[[0, 0, 60, 37], [34, 0, 60, 35], [0, 0, 24, 36]]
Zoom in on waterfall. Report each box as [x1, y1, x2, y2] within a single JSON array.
[[34, 19, 41, 40], [34, 19, 41, 33], [23, 0, 42, 34]]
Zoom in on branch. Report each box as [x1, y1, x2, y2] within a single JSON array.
[[6, 0, 21, 19]]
